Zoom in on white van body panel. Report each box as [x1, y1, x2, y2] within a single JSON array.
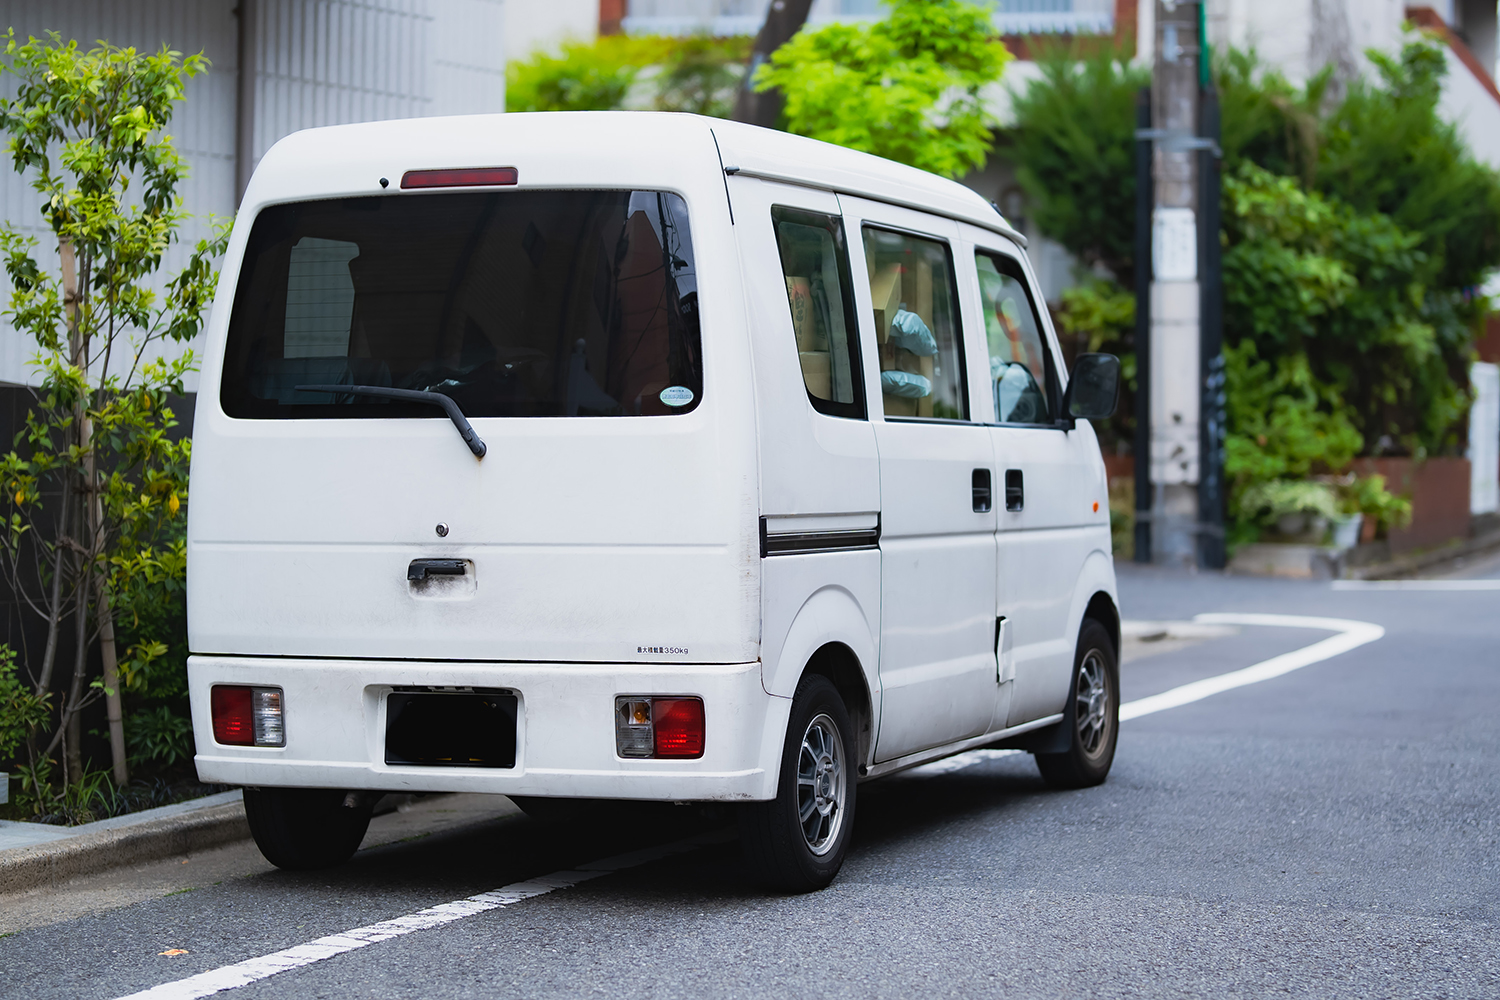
[[190, 655, 787, 800], [187, 112, 1116, 800], [955, 221, 1114, 725], [189, 114, 760, 665]]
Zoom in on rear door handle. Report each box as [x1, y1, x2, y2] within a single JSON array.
[[1005, 469, 1024, 512], [972, 468, 992, 512], [408, 558, 466, 581]]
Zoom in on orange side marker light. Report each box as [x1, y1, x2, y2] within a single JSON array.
[[1092, 501, 1099, 513]]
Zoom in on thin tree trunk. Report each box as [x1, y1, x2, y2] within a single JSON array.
[[97, 567, 128, 785], [731, 0, 814, 128], [33, 473, 71, 696], [62, 539, 90, 786]]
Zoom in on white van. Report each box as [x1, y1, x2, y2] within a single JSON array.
[[188, 112, 1122, 891]]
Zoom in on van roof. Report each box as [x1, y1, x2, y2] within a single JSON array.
[[248, 112, 1025, 246]]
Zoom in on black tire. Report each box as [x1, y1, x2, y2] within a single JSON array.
[[739, 674, 856, 892], [243, 787, 375, 870], [1035, 618, 1119, 789]]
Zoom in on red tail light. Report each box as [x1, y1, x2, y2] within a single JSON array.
[[652, 698, 705, 758], [401, 167, 518, 189], [211, 686, 253, 745], [211, 685, 285, 747]]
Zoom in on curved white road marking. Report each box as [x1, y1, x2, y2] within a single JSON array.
[[907, 613, 1384, 774], [1119, 613, 1384, 721], [117, 613, 1383, 1000]]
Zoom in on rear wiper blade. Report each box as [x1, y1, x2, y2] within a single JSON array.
[[295, 384, 487, 458]]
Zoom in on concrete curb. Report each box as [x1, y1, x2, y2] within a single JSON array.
[[0, 797, 250, 895], [1342, 527, 1500, 580]]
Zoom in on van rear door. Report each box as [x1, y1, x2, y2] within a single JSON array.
[[189, 187, 755, 664]]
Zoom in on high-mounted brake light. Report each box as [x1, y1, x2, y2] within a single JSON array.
[[615, 696, 705, 759], [211, 685, 285, 747], [401, 167, 518, 189]]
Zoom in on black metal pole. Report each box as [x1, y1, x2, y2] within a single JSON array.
[[1197, 88, 1225, 569], [1133, 87, 1153, 564]]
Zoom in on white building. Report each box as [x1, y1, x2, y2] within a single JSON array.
[[0, 0, 507, 388]]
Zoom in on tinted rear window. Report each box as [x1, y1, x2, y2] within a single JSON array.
[[221, 190, 703, 418]]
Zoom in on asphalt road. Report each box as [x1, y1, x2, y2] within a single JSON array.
[[5, 563, 1499, 999]]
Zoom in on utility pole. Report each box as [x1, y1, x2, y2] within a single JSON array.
[[1146, 0, 1203, 566]]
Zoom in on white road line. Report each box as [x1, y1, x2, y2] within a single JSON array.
[[1332, 579, 1500, 591], [909, 612, 1384, 774], [1119, 613, 1383, 720], [119, 613, 1384, 1000], [114, 833, 730, 1000]]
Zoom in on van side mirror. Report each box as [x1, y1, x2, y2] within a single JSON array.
[[1063, 353, 1120, 424]]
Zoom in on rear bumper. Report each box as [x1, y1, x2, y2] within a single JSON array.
[[189, 656, 788, 801]]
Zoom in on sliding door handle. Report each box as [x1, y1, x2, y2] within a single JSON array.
[[972, 468, 993, 512], [1005, 469, 1024, 512]]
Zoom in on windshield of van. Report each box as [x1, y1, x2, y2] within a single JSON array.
[[220, 190, 702, 418]]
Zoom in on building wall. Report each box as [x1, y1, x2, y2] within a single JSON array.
[[0, 0, 240, 387], [505, 0, 599, 61], [0, 0, 506, 390]]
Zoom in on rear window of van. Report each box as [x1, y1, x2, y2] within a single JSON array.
[[220, 190, 703, 418]]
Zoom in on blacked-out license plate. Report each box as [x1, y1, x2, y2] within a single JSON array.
[[384, 689, 517, 768]]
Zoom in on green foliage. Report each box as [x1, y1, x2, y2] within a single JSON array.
[[0, 646, 49, 759], [1234, 478, 1340, 523], [1056, 279, 1137, 448], [506, 36, 645, 112], [1005, 40, 1148, 283], [1223, 340, 1362, 486], [650, 35, 751, 116], [0, 32, 226, 793], [1222, 161, 1468, 461], [1321, 36, 1500, 292], [756, 0, 1011, 178], [1058, 279, 1135, 354], [126, 704, 194, 769], [505, 34, 751, 117], [1215, 48, 1327, 185], [1336, 472, 1412, 527]]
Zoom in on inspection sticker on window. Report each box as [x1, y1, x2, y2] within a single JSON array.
[[659, 386, 694, 407]]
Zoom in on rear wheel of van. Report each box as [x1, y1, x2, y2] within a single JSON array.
[[1035, 618, 1119, 789], [243, 788, 374, 870], [739, 675, 856, 893]]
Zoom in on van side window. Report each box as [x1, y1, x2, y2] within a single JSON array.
[[861, 227, 967, 421], [976, 252, 1054, 425], [771, 207, 865, 419]]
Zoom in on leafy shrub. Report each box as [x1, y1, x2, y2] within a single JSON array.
[[1005, 40, 1147, 284], [506, 34, 751, 117], [0, 645, 48, 760], [126, 704, 194, 769], [506, 37, 646, 112], [756, 0, 1011, 178]]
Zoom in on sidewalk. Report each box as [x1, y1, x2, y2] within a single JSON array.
[[0, 790, 249, 895]]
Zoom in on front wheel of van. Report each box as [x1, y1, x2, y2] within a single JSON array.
[[1035, 618, 1119, 789], [243, 788, 375, 870], [739, 675, 856, 893]]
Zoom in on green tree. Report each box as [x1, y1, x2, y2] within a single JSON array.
[[0, 33, 227, 797], [506, 36, 648, 113], [755, 0, 1011, 178], [505, 35, 751, 117], [1005, 40, 1148, 284]]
